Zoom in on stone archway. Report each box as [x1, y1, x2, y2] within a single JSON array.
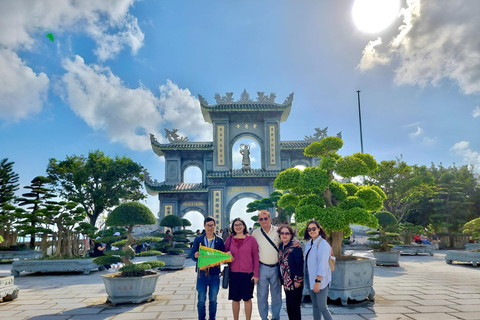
[[226, 192, 263, 229]]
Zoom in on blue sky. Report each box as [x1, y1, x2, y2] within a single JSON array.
[[1, 0, 479, 231]]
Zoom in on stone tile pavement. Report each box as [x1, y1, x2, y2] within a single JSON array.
[[1, 250, 479, 320]]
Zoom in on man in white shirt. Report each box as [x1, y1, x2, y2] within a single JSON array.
[[251, 210, 282, 320]]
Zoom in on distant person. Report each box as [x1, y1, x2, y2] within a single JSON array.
[[414, 234, 422, 244], [431, 232, 439, 250], [225, 218, 259, 320], [222, 227, 229, 242], [191, 217, 225, 320], [196, 229, 201, 236], [421, 234, 431, 245], [93, 238, 111, 270]]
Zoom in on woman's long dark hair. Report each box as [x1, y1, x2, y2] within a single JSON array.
[[303, 220, 327, 240], [230, 217, 248, 235]]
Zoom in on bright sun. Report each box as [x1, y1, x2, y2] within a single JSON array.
[[352, 0, 400, 34]]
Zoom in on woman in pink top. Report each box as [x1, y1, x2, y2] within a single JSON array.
[[225, 217, 259, 320]]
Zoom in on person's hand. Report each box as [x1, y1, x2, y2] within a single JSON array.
[[194, 251, 200, 259], [292, 240, 301, 248], [294, 282, 301, 288], [313, 282, 320, 293], [252, 277, 259, 284], [227, 251, 234, 261]]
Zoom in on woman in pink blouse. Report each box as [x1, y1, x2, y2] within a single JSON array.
[[225, 217, 260, 320]]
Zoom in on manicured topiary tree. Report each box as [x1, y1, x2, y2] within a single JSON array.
[[93, 202, 164, 276], [274, 137, 383, 256], [463, 217, 480, 242], [159, 215, 186, 255], [367, 211, 402, 252]]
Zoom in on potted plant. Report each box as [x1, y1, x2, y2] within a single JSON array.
[[156, 215, 187, 269], [274, 136, 383, 305], [367, 211, 402, 266], [93, 202, 165, 306]]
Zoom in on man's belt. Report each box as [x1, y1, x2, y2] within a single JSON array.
[[260, 261, 279, 267]]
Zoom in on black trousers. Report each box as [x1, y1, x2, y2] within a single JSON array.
[[284, 285, 303, 320]]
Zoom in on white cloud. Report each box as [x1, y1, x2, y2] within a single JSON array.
[[357, 37, 390, 71], [473, 106, 480, 118], [0, 49, 49, 122], [62, 55, 211, 151], [359, 0, 480, 95], [409, 126, 423, 137], [0, 0, 143, 61], [451, 141, 480, 173]]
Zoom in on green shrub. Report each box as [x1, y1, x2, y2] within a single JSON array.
[[167, 248, 184, 255], [136, 250, 163, 257]]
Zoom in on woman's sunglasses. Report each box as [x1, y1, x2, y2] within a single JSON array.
[[280, 232, 290, 236], [307, 227, 318, 232]]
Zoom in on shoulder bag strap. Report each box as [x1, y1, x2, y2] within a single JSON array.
[[261, 227, 279, 253]]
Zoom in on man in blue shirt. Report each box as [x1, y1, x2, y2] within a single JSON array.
[[191, 216, 226, 320]]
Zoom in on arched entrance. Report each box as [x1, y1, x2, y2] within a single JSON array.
[[183, 165, 202, 183], [227, 193, 263, 230], [231, 135, 263, 170]]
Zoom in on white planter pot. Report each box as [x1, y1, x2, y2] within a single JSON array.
[[0, 250, 42, 260], [156, 254, 186, 270], [446, 250, 480, 267], [373, 251, 400, 267], [0, 276, 19, 302], [329, 257, 376, 306], [102, 271, 160, 306], [11, 258, 104, 277]]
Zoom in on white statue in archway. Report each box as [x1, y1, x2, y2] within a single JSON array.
[[239, 144, 251, 170]]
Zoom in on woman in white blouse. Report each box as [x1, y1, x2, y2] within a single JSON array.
[[304, 220, 333, 320]]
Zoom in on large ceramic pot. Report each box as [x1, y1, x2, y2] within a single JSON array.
[[0, 250, 42, 260], [156, 253, 186, 270], [0, 275, 19, 302], [11, 258, 104, 277], [101, 271, 161, 306], [372, 251, 400, 267], [446, 250, 480, 267], [329, 257, 376, 306]]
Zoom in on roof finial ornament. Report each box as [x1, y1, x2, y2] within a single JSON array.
[[283, 92, 294, 105], [257, 92, 276, 103], [165, 128, 189, 143], [238, 89, 253, 103], [198, 94, 209, 106], [214, 92, 234, 104], [304, 127, 329, 141]]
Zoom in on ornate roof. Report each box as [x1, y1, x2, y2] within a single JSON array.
[[199, 90, 294, 123], [150, 134, 213, 157], [144, 171, 208, 195], [280, 141, 311, 149], [207, 169, 281, 178]]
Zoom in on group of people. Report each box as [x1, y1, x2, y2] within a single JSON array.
[[413, 232, 440, 249], [191, 209, 334, 320]]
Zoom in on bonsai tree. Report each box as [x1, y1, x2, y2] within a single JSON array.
[[181, 218, 191, 230], [367, 211, 402, 252], [463, 217, 480, 242], [398, 222, 424, 245], [247, 191, 295, 224], [159, 214, 186, 255], [274, 137, 382, 257], [93, 202, 164, 276]]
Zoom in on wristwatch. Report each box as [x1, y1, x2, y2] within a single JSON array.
[[315, 279, 321, 283]]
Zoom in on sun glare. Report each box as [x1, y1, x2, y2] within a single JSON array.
[[352, 0, 400, 34]]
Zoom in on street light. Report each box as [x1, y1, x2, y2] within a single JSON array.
[[356, 90, 364, 154]]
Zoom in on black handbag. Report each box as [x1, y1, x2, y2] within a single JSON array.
[[222, 265, 230, 289], [222, 236, 233, 289]]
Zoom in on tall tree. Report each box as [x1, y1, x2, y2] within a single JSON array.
[[47, 150, 145, 227], [0, 159, 21, 246], [16, 176, 55, 249], [366, 157, 435, 222], [429, 165, 477, 247]]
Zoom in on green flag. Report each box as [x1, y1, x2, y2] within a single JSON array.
[[197, 244, 233, 270]]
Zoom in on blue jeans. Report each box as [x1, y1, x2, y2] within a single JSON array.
[[196, 274, 220, 320], [257, 264, 282, 320]]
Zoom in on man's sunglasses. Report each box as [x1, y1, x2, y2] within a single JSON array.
[[258, 217, 270, 221], [307, 227, 317, 232]]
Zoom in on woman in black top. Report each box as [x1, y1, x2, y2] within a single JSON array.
[[277, 224, 304, 320]]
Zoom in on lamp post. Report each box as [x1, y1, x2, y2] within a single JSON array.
[[356, 90, 364, 154]]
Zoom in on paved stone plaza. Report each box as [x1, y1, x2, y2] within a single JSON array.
[[1, 250, 479, 320]]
